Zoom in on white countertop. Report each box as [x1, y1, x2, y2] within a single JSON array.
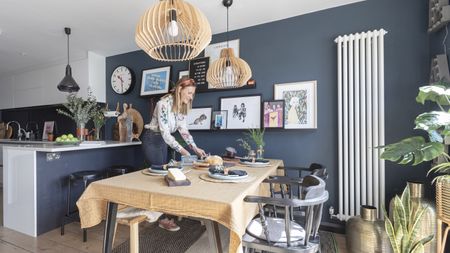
[[0, 140, 141, 152]]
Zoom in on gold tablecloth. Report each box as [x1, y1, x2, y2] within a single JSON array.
[[77, 159, 283, 253]]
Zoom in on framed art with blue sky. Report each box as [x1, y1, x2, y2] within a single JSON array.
[[140, 66, 171, 96]]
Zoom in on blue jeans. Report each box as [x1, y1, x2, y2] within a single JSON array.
[[142, 129, 168, 166]]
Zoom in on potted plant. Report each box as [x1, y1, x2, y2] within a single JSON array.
[[384, 185, 434, 253], [56, 89, 97, 141], [91, 105, 107, 140], [237, 128, 265, 159], [380, 81, 450, 252]]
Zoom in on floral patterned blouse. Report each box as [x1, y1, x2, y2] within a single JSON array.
[[145, 95, 197, 152]]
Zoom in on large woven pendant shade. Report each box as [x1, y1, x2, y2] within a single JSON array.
[[206, 0, 252, 88], [206, 48, 252, 88], [135, 0, 212, 62]]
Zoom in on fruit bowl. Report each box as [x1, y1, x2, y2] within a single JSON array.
[[54, 141, 81, 145]]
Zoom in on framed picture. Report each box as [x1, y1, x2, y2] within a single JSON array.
[[220, 95, 261, 129], [262, 100, 285, 129], [186, 107, 212, 130], [178, 70, 189, 80], [140, 66, 171, 96], [212, 110, 228, 130], [274, 81, 317, 129], [205, 39, 239, 65], [42, 121, 55, 140]]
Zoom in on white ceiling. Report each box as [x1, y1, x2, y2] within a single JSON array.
[[0, 0, 363, 77]]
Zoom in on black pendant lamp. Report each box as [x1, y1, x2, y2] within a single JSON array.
[[57, 27, 80, 92]]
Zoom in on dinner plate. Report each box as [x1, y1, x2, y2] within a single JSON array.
[[148, 166, 183, 174], [239, 161, 271, 167], [208, 172, 249, 180]]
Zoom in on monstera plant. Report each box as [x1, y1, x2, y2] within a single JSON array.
[[381, 81, 450, 182]]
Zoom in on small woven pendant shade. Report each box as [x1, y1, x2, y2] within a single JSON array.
[[206, 0, 252, 88], [135, 0, 212, 62], [206, 48, 252, 88]]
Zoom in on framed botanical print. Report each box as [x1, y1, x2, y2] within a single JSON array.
[[186, 107, 212, 130], [140, 66, 171, 96], [220, 95, 261, 129], [212, 110, 228, 130], [274, 81, 317, 129], [262, 100, 285, 129]]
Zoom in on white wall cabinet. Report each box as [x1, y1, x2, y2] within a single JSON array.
[[0, 51, 105, 109]]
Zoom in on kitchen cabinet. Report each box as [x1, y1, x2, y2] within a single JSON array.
[[0, 51, 105, 110]]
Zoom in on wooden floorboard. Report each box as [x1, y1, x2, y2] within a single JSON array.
[[0, 221, 348, 253]]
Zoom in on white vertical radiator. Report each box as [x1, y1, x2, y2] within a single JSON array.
[[334, 29, 387, 220]]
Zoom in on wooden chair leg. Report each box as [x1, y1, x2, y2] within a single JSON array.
[[129, 219, 140, 253], [441, 226, 450, 253], [437, 219, 442, 253], [112, 221, 118, 247]]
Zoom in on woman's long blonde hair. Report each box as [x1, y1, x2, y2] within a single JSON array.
[[164, 77, 196, 115]]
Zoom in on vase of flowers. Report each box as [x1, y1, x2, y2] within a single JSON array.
[[91, 105, 106, 140], [246, 128, 265, 159], [56, 88, 97, 141]]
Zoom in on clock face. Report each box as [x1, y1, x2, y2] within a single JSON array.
[[111, 66, 133, 94]]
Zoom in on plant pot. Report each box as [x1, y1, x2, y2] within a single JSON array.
[[346, 205, 391, 253], [436, 179, 450, 253], [76, 123, 87, 141], [47, 133, 54, 142]]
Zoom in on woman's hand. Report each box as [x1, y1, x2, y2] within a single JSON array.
[[193, 146, 207, 158]]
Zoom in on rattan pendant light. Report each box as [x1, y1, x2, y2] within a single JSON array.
[[135, 0, 212, 62], [206, 0, 252, 88]]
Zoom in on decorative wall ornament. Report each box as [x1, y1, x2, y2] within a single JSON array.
[[430, 54, 450, 83], [428, 0, 450, 32], [206, 0, 252, 89], [135, 0, 212, 62], [140, 66, 171, 96], [274, 81, 317, 129], [220, 94, 261, 129], [186, 107, 212, 130]]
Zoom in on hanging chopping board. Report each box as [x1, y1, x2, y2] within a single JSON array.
[[0, 123, 5, 139]]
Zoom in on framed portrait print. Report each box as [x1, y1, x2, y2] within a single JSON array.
[[186, 107, 212, 130], [220, 95, 261, 129], [212, 110, 228, 130], [178, 70, 189, 80], [140, 66, 171, 96], [42, 121, 55, 140], [262, 100, 285, 129], [274, 81, 317, 129]]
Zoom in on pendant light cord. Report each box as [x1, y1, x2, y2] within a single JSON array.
[[226, 5, 229, 48], [67, 33, 70, 65]]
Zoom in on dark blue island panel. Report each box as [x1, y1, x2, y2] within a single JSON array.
[[36, 144, 144, 235]]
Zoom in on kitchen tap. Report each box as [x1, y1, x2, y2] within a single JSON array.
[[6, 121, 26, 140]]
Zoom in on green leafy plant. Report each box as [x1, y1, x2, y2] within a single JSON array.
[[380, 81, 450, 182], [56, 88, 97, 127], [237, 138, 252, 152], [383, 185, 434, 253], [244, 128, 265, 148]]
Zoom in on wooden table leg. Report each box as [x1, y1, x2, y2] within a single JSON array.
[[103, 202, 118, 253], [204, 220, 223, 253]]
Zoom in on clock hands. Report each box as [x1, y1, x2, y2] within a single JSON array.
[[117, 75, 124, 93]]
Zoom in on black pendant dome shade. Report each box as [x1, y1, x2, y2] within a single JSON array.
[[57, 27, 80, 92]]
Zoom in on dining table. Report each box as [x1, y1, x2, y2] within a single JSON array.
[[77, 159, 284, 253]]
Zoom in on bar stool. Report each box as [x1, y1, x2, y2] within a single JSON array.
[[106, 165, 135, 178], [61, 170, 103, 242]]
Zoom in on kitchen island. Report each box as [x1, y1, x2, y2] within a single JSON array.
[[2, 141, 143, 237]]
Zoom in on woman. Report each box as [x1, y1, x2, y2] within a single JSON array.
[[142, 77, 207, 231]]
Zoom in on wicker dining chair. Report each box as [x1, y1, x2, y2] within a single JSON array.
[[242, 175, 329, 253]]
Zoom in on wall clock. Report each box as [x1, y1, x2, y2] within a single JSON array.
[[111, 65, 134, 94]]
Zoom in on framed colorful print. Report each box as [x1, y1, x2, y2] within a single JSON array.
[[220, 95, 261, 129], [178, 70, 189, 80], [274, 81, 317, 129], [42, 121, 55, 140], [262, 100, 285, 129], [204, 39, 239, 65], [140, 66, 171, 96], [186, 107, 212, 130], [212, 110, 228, 130]]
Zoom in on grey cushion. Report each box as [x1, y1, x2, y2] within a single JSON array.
[[246, 217, 305, 243]]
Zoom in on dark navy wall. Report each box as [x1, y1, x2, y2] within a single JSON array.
[[106, 0, 431, 223]]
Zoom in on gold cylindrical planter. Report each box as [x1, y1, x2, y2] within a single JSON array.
[[436, 179, 450, 253], [389, 181, 437, 253], [346, 205, 392, 253]]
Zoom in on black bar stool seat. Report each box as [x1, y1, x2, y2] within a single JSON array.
[[106, 165, 135, 178], [61, 170, 103, 242]]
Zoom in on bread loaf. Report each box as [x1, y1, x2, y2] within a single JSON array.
[[167, 169, 186, 181], [205, 155, 223, 166]]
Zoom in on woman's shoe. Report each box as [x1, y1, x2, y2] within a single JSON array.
[[158, 218, 180, 232]]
